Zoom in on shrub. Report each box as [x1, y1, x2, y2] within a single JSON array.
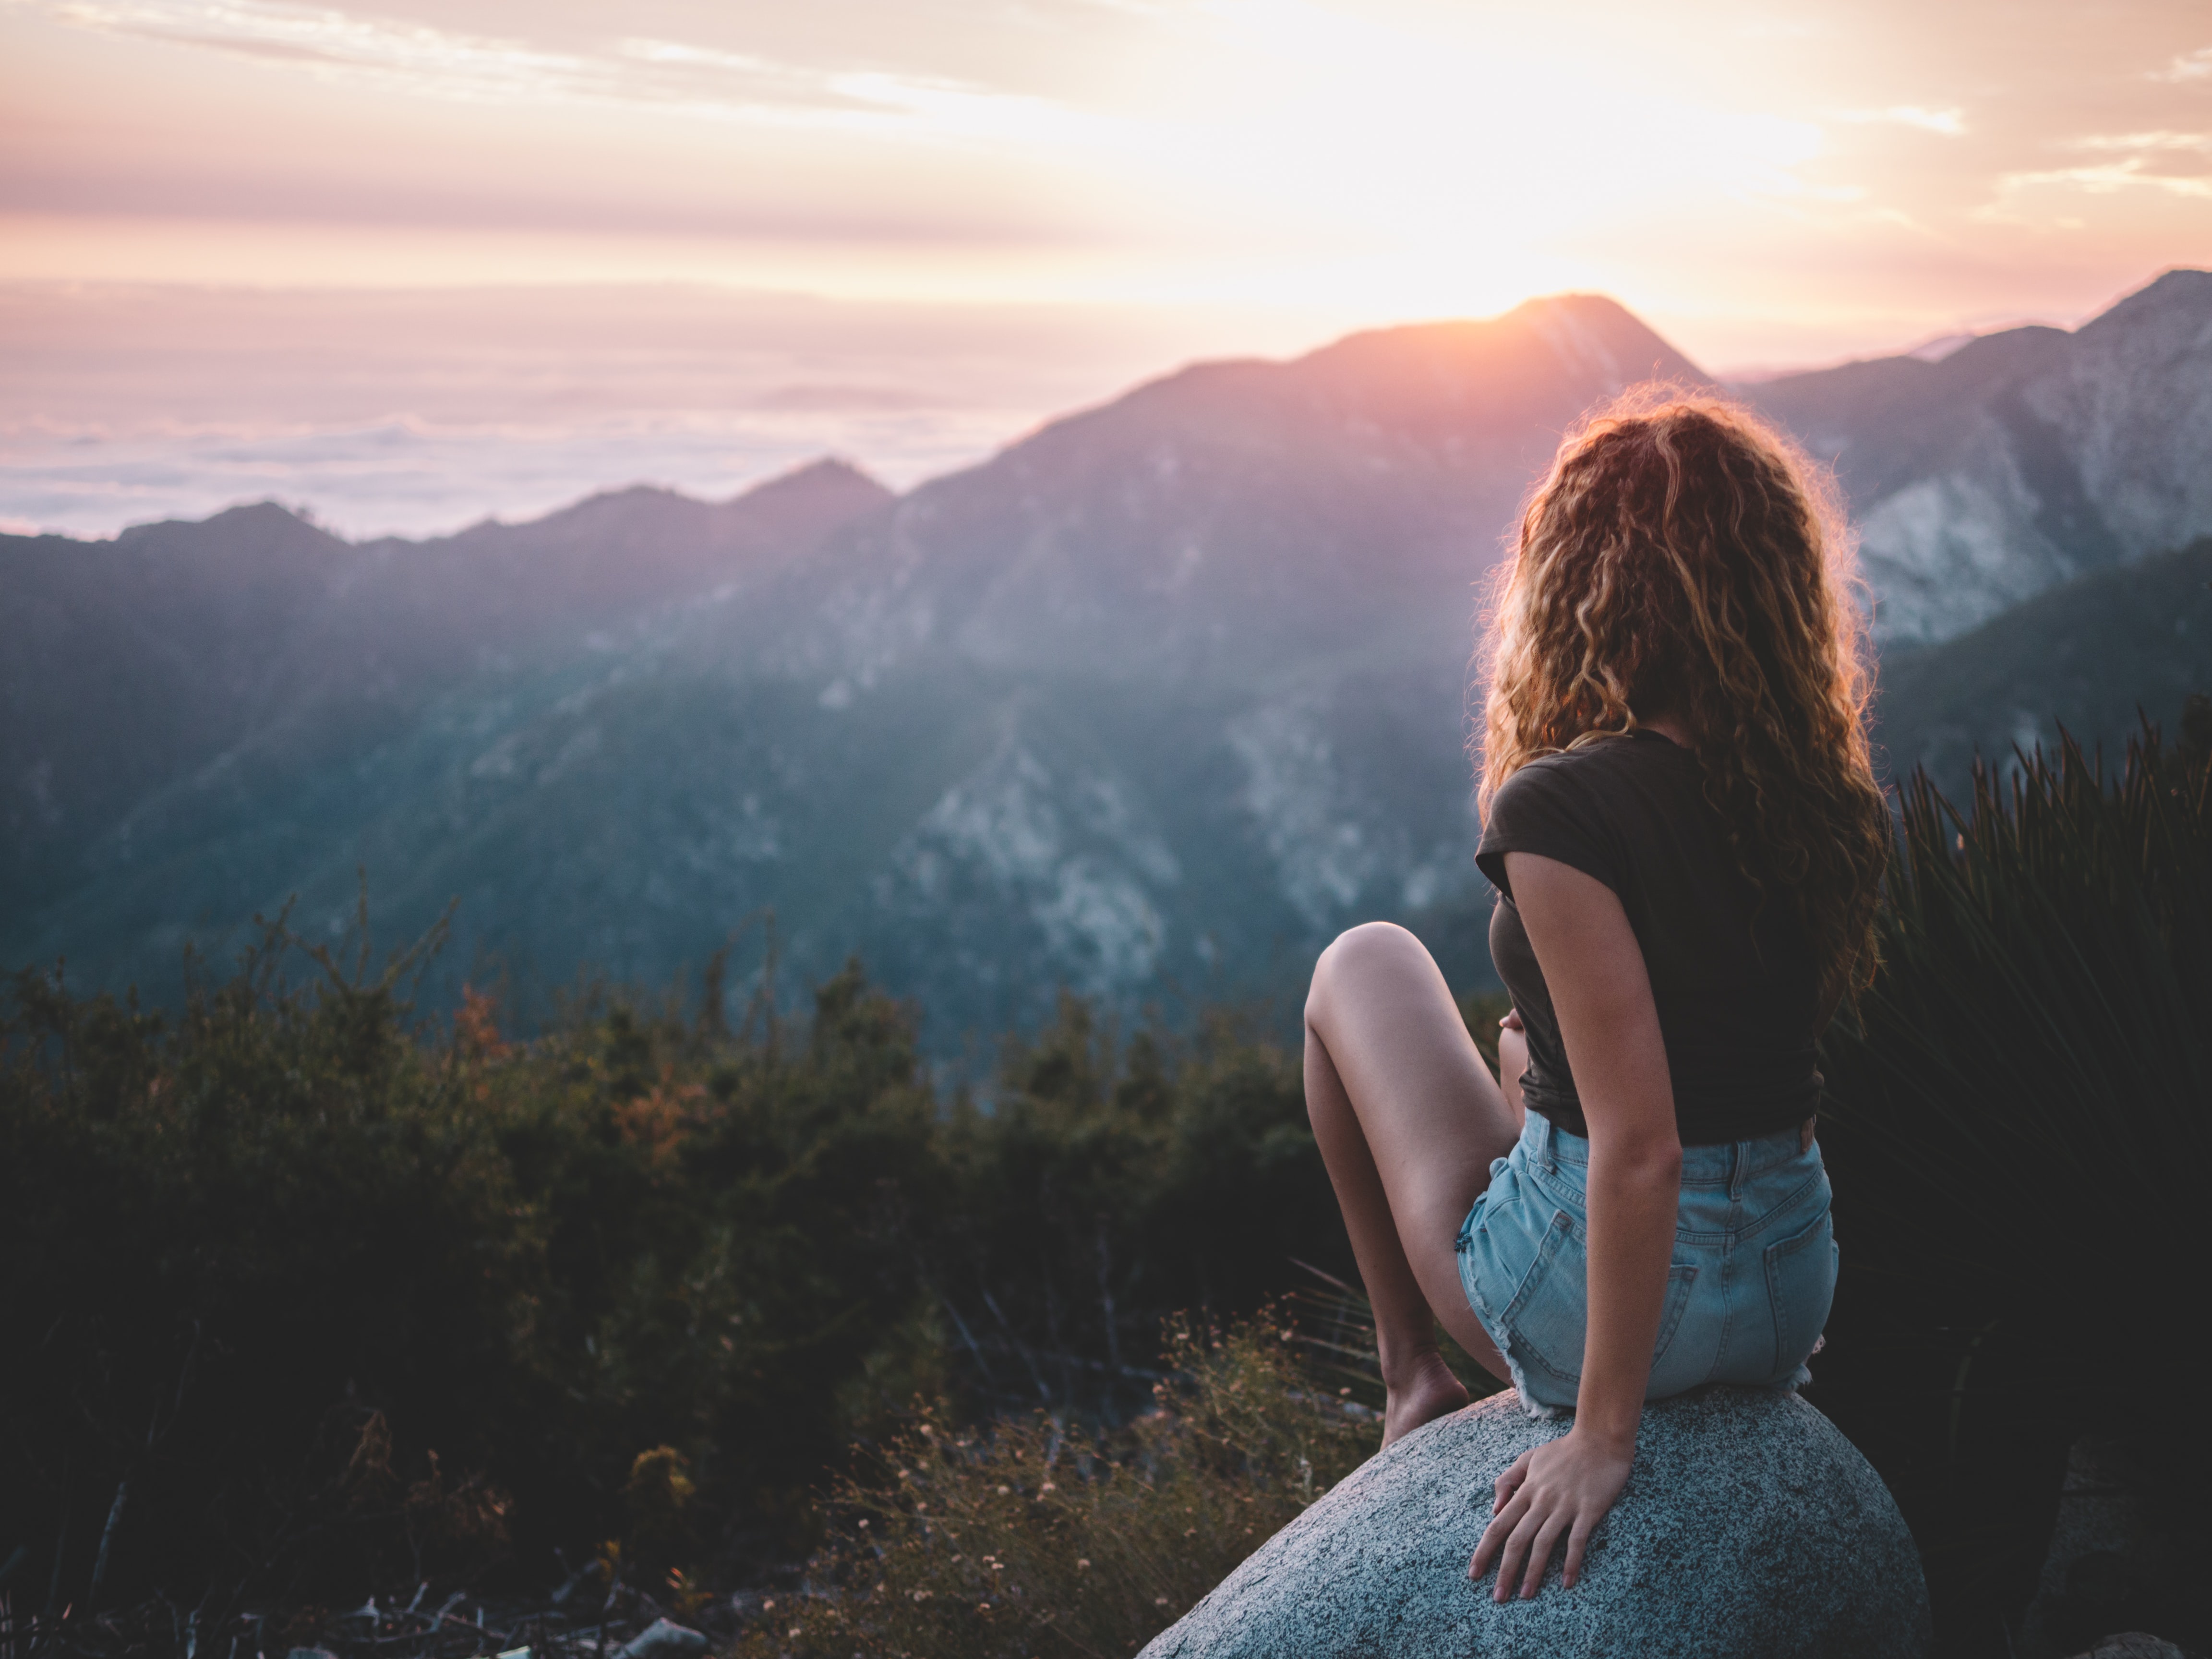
[[0, 911, 541, 1608], [0, 917, 1354, 1620]]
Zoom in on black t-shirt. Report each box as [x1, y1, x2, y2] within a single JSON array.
[[1475, 730, 1821, 1145]]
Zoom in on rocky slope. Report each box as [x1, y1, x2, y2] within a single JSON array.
[[1749, 268, 2212, 646]]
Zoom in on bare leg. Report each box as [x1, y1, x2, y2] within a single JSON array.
[[1305, 922, 1522, 1442]]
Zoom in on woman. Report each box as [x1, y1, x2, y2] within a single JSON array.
[[1303, 388, 1891, 1604]]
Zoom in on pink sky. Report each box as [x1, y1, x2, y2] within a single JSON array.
[[3, 0, 2209, 534]]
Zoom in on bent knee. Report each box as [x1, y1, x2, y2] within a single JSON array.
[[1306, 920, 1425, 1029]]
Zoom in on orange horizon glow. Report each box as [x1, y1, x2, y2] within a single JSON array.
[[3, 0, 2209, 538], [1, 0, 2207, 369]]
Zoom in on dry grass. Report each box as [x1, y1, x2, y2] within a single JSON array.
[[731, 1310, 1379, 1659]]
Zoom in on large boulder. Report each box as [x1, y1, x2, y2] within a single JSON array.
[[2019, 1435, 2205, 1658], [1141, 1385, 1928, 1659]]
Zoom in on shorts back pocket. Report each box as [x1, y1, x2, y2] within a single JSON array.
[[1763, 1207, 1839, 1383], [1502, 1211, 1586, 1387], [1503, 1210, 1700, 1391]]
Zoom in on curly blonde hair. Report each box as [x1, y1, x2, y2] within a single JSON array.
[[1478, 385, 1891, 1011]]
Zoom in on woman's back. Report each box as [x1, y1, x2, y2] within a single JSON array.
[[1300, 386, 1886, 1599], [1477, 729, 1820, 1145]]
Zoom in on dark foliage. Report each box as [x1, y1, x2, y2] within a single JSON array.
[[1815, 717, 2212, 1657], [0, 914, 1355, 1634]]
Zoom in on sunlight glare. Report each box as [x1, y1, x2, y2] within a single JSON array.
[[1111, 1, 1827, 318]]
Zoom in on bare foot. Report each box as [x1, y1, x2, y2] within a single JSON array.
[[1382, 1349, 1470, 1446]]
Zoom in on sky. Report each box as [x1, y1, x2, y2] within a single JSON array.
[[3, 0, 2210, 537]]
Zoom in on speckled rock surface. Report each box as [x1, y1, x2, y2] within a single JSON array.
[[1140, 1385, 1928, 1659]]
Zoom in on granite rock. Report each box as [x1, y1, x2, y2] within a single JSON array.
[[1141, 1385, 1928, 1659], [613, 1620, 709, 1659], [2019, 1435, 2202, 1658]]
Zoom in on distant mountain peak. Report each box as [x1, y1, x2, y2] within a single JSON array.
[[724, 455, 895, 516], [114, 498, 349, 556], [2082, 265, 2212, 337], [1287, 292, 1709, 413], [1501, 289, 1669, 335], [737, 455, 890, 498]]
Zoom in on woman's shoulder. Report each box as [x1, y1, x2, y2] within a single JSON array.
[[1480, 745, 1637, 895], [1497, 732, 1681, 798], [1481, 734, 1703, 885]]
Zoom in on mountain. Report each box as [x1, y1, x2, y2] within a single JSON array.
[[1747, 268, 2212, 645], [3, 297, 1703, 1037], [743, 296, 1707, 688], [6, 277, 2207, 1048], [0, 461, 891, 901]]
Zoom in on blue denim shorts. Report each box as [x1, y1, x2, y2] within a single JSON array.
[[1455, 1112, 1838, 1416]]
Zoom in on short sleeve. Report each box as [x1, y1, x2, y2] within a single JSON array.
[[1476, 758, 1624, 901]]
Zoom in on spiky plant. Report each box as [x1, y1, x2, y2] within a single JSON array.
[[1815, 718, 2211, 1654]]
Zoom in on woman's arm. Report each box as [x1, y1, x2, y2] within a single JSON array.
[[1467, 852, 1683, 1599]]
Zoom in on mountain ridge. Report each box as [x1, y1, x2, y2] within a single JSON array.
[[1, 460, 890, 899], [1747, 267, 2212, 643], [7, 278, 2207, 1045]]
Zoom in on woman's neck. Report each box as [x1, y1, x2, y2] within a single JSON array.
[[1638, 711, 1695, 749]]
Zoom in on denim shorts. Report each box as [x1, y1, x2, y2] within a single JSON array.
[[1455, 1112, 1838, 1417]]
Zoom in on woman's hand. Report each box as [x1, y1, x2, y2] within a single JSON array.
[[1495, 1008, 1528, 1124], [1467, 1425, 1633, 1598]]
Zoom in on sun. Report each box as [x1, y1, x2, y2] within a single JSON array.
[[994, 1, 1831, 322]]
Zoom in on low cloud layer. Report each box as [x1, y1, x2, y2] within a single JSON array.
[[0, 279, 1331, 536], [0, 0, 2207, 510]]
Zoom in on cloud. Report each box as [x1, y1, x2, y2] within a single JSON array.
[[613, 37, 779, 77], [2070, 130, 2212, 155], [1984, 156, 2212, 210], [23, 0, 1137, 155], [1839, 105, 1967, 135], [32, 0, 606, 101], [2152, 45, 2212, 82], [1972, 125, 2212, 220]]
